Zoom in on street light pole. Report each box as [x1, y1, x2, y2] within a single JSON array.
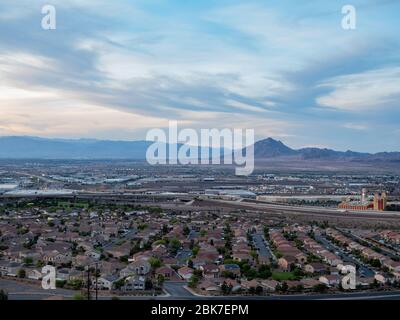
[[87, 266, 90, 300], [95, 263, 98, 300]]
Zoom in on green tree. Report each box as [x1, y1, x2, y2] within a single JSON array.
[[56, 280, 66, 288], [0, 289, 8, 301], [149, 257, 162, 269], [114, 278, 126, 290], [66, 279, 83, 290], [191, 245, 200, 257], [145, 278, 153, 290], [169, 238, 181, 255], [36, 260, 45, 268], [313, 283, 328, 293], [255, 286, 263, 295], [73, 293, 84, 300], [183, 226, 190, 236], [221, 281, 232, 294], [258, 265, 272, 279], [370, 259, 381, 268], [157, 274, 165, 286], [18, 268, 26, 278], [188, 275, 200, 288], [276, 282, 288, 293]]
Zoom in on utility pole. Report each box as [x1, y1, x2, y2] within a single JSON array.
[[95, 263, 98, 300], [86, 266, 90, 300]]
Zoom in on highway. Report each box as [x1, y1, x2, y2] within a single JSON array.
[[199, 198, 400, 222], [2, 191, 400, 222]]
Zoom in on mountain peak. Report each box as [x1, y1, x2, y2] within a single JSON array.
[[254, 137, 297, 157]]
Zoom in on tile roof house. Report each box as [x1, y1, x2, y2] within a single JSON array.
[[260, 280, 279, 292], [304, 262, 327, 274], [223, 279, 242, 292], [198, 280, 220, 293], [278, 256, 296, 271], [27, 269, 43, 280], [319, 274, 341, 287], [219, 264, 241, 278], [200, 264, 220, 279], [178, 266, 194, 280], [241, 279, 260, 290], [155, 266, 175, 279]]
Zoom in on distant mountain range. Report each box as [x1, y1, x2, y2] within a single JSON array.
[[253, 138, 400, 161], [0, 136, 399, 161], [0, 136, 152, 159]]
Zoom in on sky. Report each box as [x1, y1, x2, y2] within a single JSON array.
[[0, 0, 399, 152]]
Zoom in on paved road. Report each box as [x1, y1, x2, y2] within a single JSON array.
[[252, 234, 269, 257], [2, 192, 400, 220], [338, 228, 400, 260], [252, 233, 276, 261], [164, 281, 193, 298], [0, 278, 76, 300], [3, 278, 400, 300], [102, 229, 136, 249], [175, 250, 192, 265], [205, 199, 400, 221], [315, 235, 375, 277]]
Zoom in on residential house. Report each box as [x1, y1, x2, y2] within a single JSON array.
[[319, 275, 341, 287], [198, 280, 220, 293], [155, 266, 175, 280], [219, 264, 241, 278], [120, 259, 151, 278], [96, 274, 119, 290], [241, 279, 260, 291], [299, 278, 321, 289], [223, 279, 242, 292], [200, 264, 220, 279], [304, 263, 327, 274], [0, 261, 22, 277], [178, 266, 194, 280], [260, 280, 279, 292], [122, 276, 146, 291], [27, 269, 43, 280], [278, 256, 296, 271]]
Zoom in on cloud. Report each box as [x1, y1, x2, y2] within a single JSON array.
[[316, 67, 400, 111], [0, 1, 399, 152], [342, 123, 368, 130], [0, 49, 292, 140]]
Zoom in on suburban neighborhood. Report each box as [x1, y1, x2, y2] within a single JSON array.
[[1, 199, 400, 299]]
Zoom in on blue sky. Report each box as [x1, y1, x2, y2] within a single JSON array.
[[0, 0, 399, 152]]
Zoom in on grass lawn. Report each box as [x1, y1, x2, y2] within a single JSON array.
[[272, 272, 296, 281]]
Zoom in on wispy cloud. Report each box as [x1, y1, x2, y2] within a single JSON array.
[[316, 67, 400, 111]]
